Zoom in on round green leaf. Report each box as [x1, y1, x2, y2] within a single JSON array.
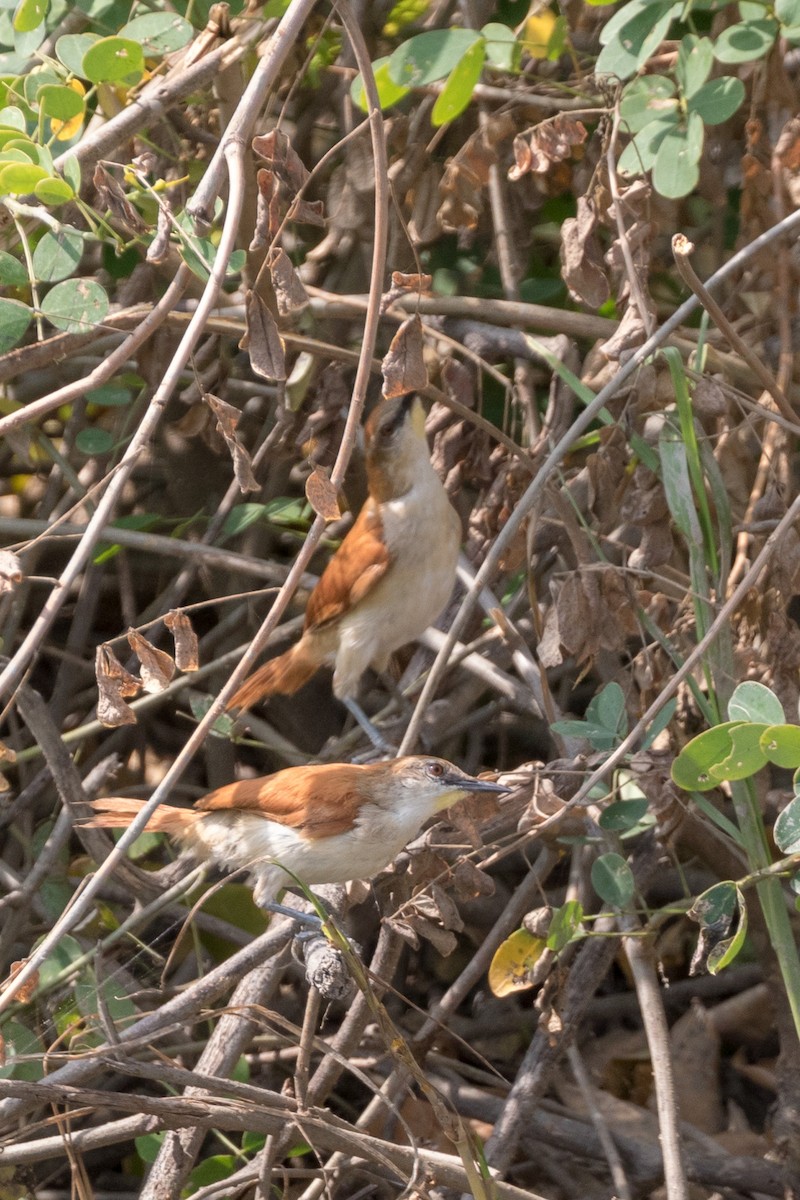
[[671, 721, 744, 791], [774, 795, 800, 854], [776, 0, 800, 23], [599, 798, 650, 832], [676, 34, 713, 97], [61, 154, 80, 192], [481, 21, 518, 71], [0, 160, 47, 194], [0, 106, 27, 132], [708, 722, 769, 781], [591, 853, 635, 907], [620, 75, 677, 134], [388, 28, 483, 88], [0, 250, 28, 286], [350, 57, 412, 112], [595, 1, 681, 80], [688, 75, 745, 125], [56, 32, 100, 77], [0, 297, 32, 352], [760, 725, 800, 769], [41, 278, 109, 332], [32, 227, 84, 282], [728, 680, 785, 725], [714, 20, 777, 63], [36, 84, 85, 121], [13, 0, 47, 34], [619, 112, 680, 176], [707, 888, 747, 973], [0, 1018, 45, 1081], [76, 427, 114, 456], [82, 37, 145, 85], [119, 13, 193, 56], [652, 114, 703, 198], [2, 139, 36, 162], [432, 39, 485, 126], [34, 176, 74, 205], [689, 879, 737, 931]]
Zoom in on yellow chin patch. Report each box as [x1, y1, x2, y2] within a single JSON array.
[[410, 397, 427, 438]]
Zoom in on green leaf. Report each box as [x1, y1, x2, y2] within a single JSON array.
[[760, 725, 800, 769], [119, 13, 193, 56], [708, 722, 769, 781], [350, 56, 412, 112], [595, 0, 681, 81], [82, 36, 145, 85], [707, 887, 747, 973], [619, 74, 677, 134], [387, 28, 484, 88], [432, 38, 485, 125], [36, 84, 85, 120], [34, 176, 74, 205], [0, 161, 48, 194], [676, 34, 713, 96], [774, 795, 800, 854], [688, 75, 745, 125], [591, 853, 635, 906], [618, 112, 680, 176], [0, 297, 32, 351], [13, 0, 47, 34], [689, 880, 747, 973], [32, 227, 84, 282], [38, 933, 84, 986], [652, 111, 703, 198], [599, 798, 650, 831], [546, 900, 585, 952], [728, 681, 785, 725], [56, 32, 100, 77], [187, 1155, 238, 1189], [713, 19, 777, 62], [776, 0, 800, 22], [41, 278, 109, 333], [0, 1019, 44, 1080], [135, 1132, 166, 1163], [0, 107, 27, 132], [671, 721, 745, 791], [86, 384, 133, 407], [592, 682, 628, 737], [481, 21, 518, 71], [0, 250, 28, 286], [659, 415, 703, 538], [641, 698, 677, 750], [76, 428, 114, 456]]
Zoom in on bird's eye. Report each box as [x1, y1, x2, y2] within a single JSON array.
[[426, 761, 445, 778]]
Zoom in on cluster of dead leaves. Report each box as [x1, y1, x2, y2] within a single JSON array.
[[96, 612, 198, 727]]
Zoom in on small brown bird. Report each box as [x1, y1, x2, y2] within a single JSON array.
[[228, 395, 461, 746], [87, 757, 508, 906]]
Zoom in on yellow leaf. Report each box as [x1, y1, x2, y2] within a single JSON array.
[[488, 929, 547, 997], [522, 10, 557, 58]]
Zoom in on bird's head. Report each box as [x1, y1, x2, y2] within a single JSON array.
[[365, 395, 431, 500], [373, 755, 510, 819]]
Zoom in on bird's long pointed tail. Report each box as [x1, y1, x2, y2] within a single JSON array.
[[227, 642, 319, 712], [85, 798, 201, 838]]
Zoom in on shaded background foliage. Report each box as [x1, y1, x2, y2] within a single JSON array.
[[0, 0, 799, 1196]]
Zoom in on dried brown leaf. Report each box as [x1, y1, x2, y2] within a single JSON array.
[[451, 859, 496, 899], [305, 465, 341, 521], [288, 197, 325, 226], [95, 644, 139, 727], [508, 115, 587, 181], [381, 272, 433, 313], [251, 168, 282, 249], [240, 289, 286, 381], [146, 202, 172, 264], [164, 609, 199, 672], [126, 630, 175, 693], [93, 164, 148, 234], [3, 960, 38, 1004], [381, 314, 428, 398], [0, 550, 22, 594], [204, 392, 260, 493], [267, 247, 309, 318], [560, 195, 609, 309], [252, 129, 310, 192], [405, 913, 459, 957]]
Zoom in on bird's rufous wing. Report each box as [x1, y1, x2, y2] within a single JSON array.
[[195, 763, 371, 839], [304, 502, 390, 632]]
